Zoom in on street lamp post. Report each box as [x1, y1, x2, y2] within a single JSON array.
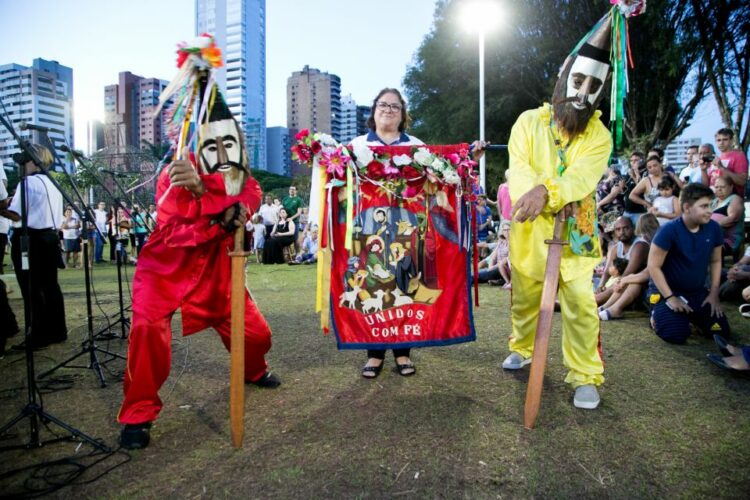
[[478, 27, 486, 193], [461, 1, 504, 195]]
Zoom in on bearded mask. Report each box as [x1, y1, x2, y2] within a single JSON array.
[[197, 78, 249, 196], [552, 15, 612, 139]]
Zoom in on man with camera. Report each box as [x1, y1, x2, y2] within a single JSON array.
[[701, 129, 748, 196], [0, 144, 67, 350]]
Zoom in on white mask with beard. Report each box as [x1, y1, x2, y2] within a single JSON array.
[[566, 55, 609, 109], [199, 118, 247, 196]]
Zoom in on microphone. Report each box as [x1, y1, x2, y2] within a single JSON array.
[[20, 122, 64, 134], [59, 145, 85, 158], [99, 168, 136, 177]]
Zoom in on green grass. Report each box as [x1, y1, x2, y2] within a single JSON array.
[[1, 261, 749, 498]]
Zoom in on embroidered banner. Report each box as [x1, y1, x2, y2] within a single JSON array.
[[293, 132, 478, 349]]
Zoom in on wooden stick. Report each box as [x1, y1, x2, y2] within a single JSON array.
[[524, 214, 568, 430], [229, 225, 248, 447]]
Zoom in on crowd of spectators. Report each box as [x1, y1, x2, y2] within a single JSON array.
[[474, 127, 749, 353]]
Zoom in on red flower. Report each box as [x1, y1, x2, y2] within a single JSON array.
[[176, 50, 189, 68], [295, 129, 310, 140], [310, 141, 322, 154], [446, 153, 460, 165], [366, 160, 386, 178], [401, 166, 421, 179], [291, 144, 311, 164]]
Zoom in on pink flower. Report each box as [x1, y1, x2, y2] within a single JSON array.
[[383, 163, 400, 177], [445, 153, 460, 165], [320, 149, 348, 179], [402, 185, 420, 199], [295, 129, 310, 141]]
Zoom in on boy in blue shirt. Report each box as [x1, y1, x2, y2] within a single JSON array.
[[647, 183, 730, 343]]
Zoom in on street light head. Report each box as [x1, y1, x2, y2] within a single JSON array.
[[460, 0, 505, 34]]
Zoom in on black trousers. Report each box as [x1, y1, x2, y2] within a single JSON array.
[[367, 348, 411, 360], [0, 232, 7, 271], [11, 229, 67, 345]]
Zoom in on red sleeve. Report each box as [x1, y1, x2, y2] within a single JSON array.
[[154, 169, 263, 248]]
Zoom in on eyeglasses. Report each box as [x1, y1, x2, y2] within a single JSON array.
[[376, 101, 403, 112]]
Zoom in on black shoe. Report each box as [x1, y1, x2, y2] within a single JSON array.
[[120, 422, 152, 449], [248, 371, 281, 388]]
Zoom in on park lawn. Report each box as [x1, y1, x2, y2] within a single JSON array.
[[0, 261, 748, 498]]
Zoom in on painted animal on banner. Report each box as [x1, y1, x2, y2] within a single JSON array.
[[339, 284, 361, 309], [407, 272, 442, 304], [390, 288, 414, 307], [361, 289, 387, 314]]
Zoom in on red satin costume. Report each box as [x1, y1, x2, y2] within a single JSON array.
[[118, 169, 272, 425]]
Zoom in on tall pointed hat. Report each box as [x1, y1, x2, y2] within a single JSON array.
[[563, 0, 647, 149]]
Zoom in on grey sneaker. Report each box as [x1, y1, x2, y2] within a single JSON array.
[[502, 352, 532, 370], [573, 385, 600, 409]]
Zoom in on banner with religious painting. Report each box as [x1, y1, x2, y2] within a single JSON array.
[[292, 131, 478, 349]]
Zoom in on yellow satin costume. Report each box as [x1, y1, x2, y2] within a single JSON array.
[[507, 104, 611, 387]]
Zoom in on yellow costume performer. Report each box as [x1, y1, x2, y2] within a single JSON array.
[[507, 103, 611, 388]]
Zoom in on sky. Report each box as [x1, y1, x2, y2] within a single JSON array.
[[0, 0, 723, 154]]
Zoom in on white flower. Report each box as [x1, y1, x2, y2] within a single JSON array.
[[353, 143, 374, 167], [316, 133, 337, 146], [431, 157, 447, 171], [443, 169, 460, 185], [413, 148, 434, 167], [392, 154, 412, 167]]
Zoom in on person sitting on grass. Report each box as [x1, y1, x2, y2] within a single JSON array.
[[595, 216, 648, 306], [603, 257, 628, 290], [598, 214, 660, 321], [707, 335, 750, 372], [648, 176, 680, 226], [289, 225, 318, 265], [719, 246, 750, 302], [478, 220, 511, 287], [646, 183, 730, 344]]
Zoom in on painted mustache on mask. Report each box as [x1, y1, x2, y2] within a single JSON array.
[[206, 161, 243, 174]]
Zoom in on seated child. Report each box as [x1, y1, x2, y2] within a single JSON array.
[[604, 257, 629, 289]]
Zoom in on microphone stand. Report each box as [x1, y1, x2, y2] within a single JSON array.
[[36, 145, 125, 388], [0, 106, 108, 452], [71, 155, 133, 340]]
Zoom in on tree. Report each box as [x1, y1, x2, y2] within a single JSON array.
[[404, 0, 712, 170], [690, 0, 750, 152], [623, 0, 708, 152]]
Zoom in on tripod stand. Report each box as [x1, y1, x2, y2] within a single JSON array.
[[0, 110, 108, 451]]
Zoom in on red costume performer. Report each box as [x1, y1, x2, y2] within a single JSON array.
[[118, 170, 272, 426]]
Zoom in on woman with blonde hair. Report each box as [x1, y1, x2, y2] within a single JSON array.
[[0, 144, 68, 349]]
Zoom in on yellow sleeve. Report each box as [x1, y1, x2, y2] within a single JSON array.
[[507, 110, 545, 202]]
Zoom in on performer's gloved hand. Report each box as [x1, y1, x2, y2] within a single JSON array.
[[169, 147, 205, 197], [219, 203, 248, 233], [513, 184, 549, 222]]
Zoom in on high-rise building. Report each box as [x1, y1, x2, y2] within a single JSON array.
[[0, 58, 74, 172], [356, 104, 371, 137], [287, 65, 342, 141], [103, 72, 169, 151], [339, 94, 358, 144], [196, 0, 267, 171], [87, 120, 105, 155], [266, 126, 290, 176]]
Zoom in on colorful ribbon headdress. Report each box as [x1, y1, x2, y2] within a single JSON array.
[[565, 0, 646, 150]]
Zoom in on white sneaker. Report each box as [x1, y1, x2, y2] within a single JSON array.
[[573, 385, 600, 409], [502, 352, 532, 370]]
